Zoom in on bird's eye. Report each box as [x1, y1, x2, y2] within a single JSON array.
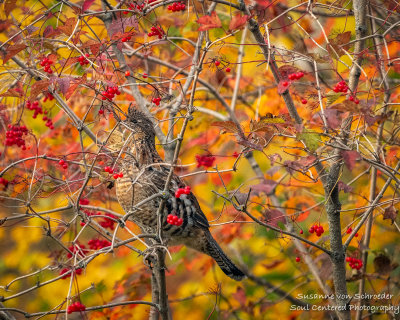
[[131, 119, 138, 124]]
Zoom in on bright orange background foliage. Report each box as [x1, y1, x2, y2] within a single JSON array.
[[1, 0, 400, 319]]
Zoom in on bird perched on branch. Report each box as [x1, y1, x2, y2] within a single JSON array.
[[114, 108, 245, 281]]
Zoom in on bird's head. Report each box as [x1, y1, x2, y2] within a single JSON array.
[[124, 107, 156, 141]]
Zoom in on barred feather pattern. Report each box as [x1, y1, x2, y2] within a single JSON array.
[[114, 109, 245, 281]]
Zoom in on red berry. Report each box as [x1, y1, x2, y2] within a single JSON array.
[[125, 71, 131, 77], [99, 109, 104, 115], [225, 67, 231, 72], [354, 99, 359, 104], [309, 226, 314, 233], [118, 172, 123, 178], [59, 159, 65, 165], [295, 257, 300, 262], [346, 227, 352, 234], [355, 233, 359, 237], [143, 73, 148, 78], [299, 230, 303, 234], [349, 95, 354, 101], [113, 173, 119, 179], [62, 164, 68, 169], [301, 99, 307, 104], [282, 81, 288, 86], [215, 60, 220, 66], [121, 37, 127, 42]]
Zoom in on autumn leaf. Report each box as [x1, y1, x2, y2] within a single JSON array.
[[229, 13, 249, 31], [264, 208, 285, 227], [30, 80, 50, 100], [341, 150, 360, 171], [212, 121, 240, 133], [4, 0, 16, 17], [3, 43, 26, 63], [58, 17, 77, 36], [0, 88, 23, 98], [383, 205, 397, 224], [197, 11, 222, 31], [82, 0, 95, 11]]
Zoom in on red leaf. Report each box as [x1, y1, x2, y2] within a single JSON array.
[[30, 80, 50, 100], [3, 43, 26, 63], [57, 77, 71, 95], [251, 179, 277, 195], [4, 0, 16, 17], [82, 0, 95, 11], [264, 208, 285, 227], [338, 181, 353, 193], [341, 150, 360, 171], [108, 16, 138, 37], [197, 11, 222, 31], [229, 13, 249, 31], [233, 287, 246, 307]]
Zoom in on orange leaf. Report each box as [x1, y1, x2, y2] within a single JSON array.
[[229, 13, 249, 31], [58, 17, 77, 36], [197, 11, 222, 31]]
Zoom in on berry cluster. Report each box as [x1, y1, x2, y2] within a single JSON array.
[[58, 159, 68, 170], [99, 213, 118, 229], [121, 35, 132, 42], [67, 243, 88, 258], [80, 210, 118, 230], [168, 2, 186, 12], [346, 257, 363, 270], [78, 53, 90, 66], [27, 101, 54, 129], [40, 57, 54, 74], [5, 124, 28, 150], [333, 80, 348, 93], [346, 227, 358, 237], [288, 71, 304, 80], [309, 224, 325, 237], [100, 86, 121, 101], [167, 214, 183, 226], [43, 92, 54, 102], [67, 302, 86, 314], [195, 154, 216, 168], [348, 95, 360, 104], [152, 97, 161, 106], [88, 238, 111, 250], [123, 2, 145, 14], [60, 268, 82, 279], [175, 186, 191, 198], [148, 26, 164, 39], [104, 166, 123, 179], [0, 177, 9, 189]]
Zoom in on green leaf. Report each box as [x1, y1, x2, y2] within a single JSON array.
[[326, 92, 341, 106], [297, 131, 321, 151]]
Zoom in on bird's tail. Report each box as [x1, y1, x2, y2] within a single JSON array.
[[203, 231, 245, 281]]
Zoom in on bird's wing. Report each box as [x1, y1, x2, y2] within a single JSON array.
[[146, 165, 210, 229]]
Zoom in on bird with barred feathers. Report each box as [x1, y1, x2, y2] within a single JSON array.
[[114, 108, 245, 281]]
